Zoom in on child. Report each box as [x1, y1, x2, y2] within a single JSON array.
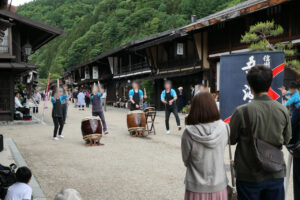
[[5, 167, 32, 200], [92, 85, 108, 134], [51, 88, 67, 140]]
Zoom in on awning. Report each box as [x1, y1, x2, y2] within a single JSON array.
[[0, 62, 39, 70]]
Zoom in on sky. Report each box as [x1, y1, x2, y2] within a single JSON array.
[[11, 0, 33, 6]]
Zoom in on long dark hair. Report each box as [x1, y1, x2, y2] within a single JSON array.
[[185, 92, 220, 125]]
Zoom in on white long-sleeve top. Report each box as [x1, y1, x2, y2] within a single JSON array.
[[15, 97, 23, 108]]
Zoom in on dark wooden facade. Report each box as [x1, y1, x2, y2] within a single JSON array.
[[0, 8, 64, 121], [63, 0, 300, 109]]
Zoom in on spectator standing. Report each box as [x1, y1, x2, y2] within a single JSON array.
[[190, 85, 195, 99], [20, 88, 27, 105], [32, 90, 41, 113], [85, 90, 91, 108], [230, 65, 291, 200], [281, 82, 300, 200], [195, 84, 206, 95], [181, 92, 228, 200], [72, 89, 78, 108], [101, 88, 107, 112], [5, 167, 32, 200], [177, 86, 186, 112], [77, 89, 86, 111]]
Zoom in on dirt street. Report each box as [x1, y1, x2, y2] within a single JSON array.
[[0, 103, 294, 200]]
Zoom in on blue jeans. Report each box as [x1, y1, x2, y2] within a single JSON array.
[[236, 178, 284, 200]]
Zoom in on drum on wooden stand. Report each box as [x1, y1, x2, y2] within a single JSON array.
[[81, 116, 103, 146], [127, 110, 147, 137]]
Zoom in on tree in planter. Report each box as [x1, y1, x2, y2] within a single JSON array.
[[241, 20, 300, 81], [141, 80, 154, 106]]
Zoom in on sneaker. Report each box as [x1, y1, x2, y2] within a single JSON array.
[[58, 135, 64, 138], [166, 130, 171, 135], [53, 137, 59, 141], [178, 126, 182, 131], [104, 131, 109, 135]]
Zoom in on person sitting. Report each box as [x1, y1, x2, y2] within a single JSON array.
[[15, 93, 29, 117], [54, 189, 82, 200], [5, 167, 32, 200]]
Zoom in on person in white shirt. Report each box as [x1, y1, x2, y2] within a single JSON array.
[[100, 88, 107, 112], [32, 90, 41, 113], [5, 167, 32, 200], [77, 89, 86, 111], [15, 93, 29, 115]]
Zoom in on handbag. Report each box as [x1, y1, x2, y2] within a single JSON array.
[[287, 142, 300, 158], [243, 106, 285, 172], [225, 125, 238, 200]]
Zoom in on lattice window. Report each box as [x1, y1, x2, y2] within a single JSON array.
[[0, 29, 9, 54]]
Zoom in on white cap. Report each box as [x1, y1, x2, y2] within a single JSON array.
[[178, 87, 183, 90]]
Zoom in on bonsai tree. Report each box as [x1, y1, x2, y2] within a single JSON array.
[[241, 20, 300, 81]]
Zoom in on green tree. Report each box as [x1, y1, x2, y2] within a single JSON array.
[[241, 20, 300, 80], [17, 0, 242, 79]]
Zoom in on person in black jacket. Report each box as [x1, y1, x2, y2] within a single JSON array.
[[51, 88, 67, 140]]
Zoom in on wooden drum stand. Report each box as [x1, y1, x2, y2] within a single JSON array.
[[144, 107, 156, 135]]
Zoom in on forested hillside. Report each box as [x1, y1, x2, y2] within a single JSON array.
[[18, 0, 245, 79]]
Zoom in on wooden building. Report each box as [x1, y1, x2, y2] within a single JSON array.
[[63, 0, 300, 109], [0, 8, 64, 121], [183, 0, 300, 90]]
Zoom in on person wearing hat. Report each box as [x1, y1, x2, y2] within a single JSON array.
[[177, 86, 186, 113]]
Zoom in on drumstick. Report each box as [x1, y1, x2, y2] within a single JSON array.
[[93, 82, 97, 94], [57, 79, 59, 90], [97, 81, 101, 90]]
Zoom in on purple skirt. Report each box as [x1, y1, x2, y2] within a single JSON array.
[[185, 188, 228, 200]]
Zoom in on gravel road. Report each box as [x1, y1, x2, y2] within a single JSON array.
[[0, 103, 294, 200]]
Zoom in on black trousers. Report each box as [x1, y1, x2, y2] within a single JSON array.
[[33, 107, 38, 113], [165, 105, 180, 130], [294, 156, 300, 200], [85, 97, 90, 108], [16, 107, 30, 115], [53, 116, 64, 137]]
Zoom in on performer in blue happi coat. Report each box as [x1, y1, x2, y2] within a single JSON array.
[[129, 81, 143, 111]]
